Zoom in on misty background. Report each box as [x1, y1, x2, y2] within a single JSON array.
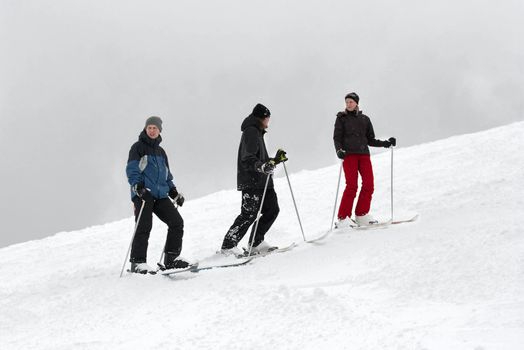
[[1, 0, 522, 248]]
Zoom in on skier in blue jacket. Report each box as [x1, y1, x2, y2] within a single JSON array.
[[126, 116, 189, 273]]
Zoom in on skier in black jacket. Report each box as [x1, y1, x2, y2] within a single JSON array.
[[333, 92, 396, 227], [221, 103, 281, 256]]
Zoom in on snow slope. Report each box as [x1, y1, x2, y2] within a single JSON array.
[[1, 122, 523, 350]]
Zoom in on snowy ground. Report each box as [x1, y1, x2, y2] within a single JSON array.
[[1, 122, 523, 350]]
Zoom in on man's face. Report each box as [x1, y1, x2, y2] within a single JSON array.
[[146, 125, 160, 139], [345, 98, 358, 111], [261, 117, 270, 129]]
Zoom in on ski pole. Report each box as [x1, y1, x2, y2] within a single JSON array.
[[390, 146, 394, 221], [330, 161, 343, 231], [120, 199, 146, 278], [158, 248, 166, 270], [247, 173, 271, 257], [282, 162, 306, 241]]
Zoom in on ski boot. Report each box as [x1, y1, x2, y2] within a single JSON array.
[[249, 240, 278, 255], [130, 262, 155, 274], [164, 251, 191, 270], [355, 214, 379, 226]]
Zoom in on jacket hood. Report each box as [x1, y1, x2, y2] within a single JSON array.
[[241, 114, 263, 132]]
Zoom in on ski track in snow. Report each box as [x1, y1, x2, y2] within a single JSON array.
[[1, 122, 523, 349]]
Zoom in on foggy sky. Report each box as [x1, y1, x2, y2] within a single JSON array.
[[1, 0, 523, 248]]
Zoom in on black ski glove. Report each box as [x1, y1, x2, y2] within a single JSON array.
[[169, 187, 185, 207], [336, 149, 346, 159], [133, 183, 153, 201], [168, 187, 179, 200], [175, 193, 185, 207], [257, 160, 276, 174], [273, 149, 288, 164], [383, 137, 396, 148]]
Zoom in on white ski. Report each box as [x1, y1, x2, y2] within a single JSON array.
[[192, 255, 254, 272], [244, 242, 297, 257], [158, 263, 199, 275], [349, 214, 419, 230]]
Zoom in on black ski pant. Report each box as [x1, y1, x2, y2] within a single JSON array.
[[130, 196, 184, 263], [222, 188, 280, 249]]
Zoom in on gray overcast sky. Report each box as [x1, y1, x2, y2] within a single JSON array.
[[1, 0, 522, 248]]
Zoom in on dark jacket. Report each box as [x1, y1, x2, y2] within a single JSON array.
[[126, 130, 176, 200], [237, 115, 274, 191], [333, 109, 388, 155]]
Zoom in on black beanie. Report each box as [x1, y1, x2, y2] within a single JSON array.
[[145, 116, 162, 132], [345, 92, 359, 104], [252, 103, 271, 118]]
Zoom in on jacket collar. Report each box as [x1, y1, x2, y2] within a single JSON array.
[[139, 129, 162, 147], [241, 114, 266, 134]]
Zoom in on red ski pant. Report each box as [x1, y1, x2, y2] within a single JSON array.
[[338, 154, 374, 219]]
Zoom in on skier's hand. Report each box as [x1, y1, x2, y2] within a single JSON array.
[[383, 137, 396, 148], [336, 149, 346, 159], [133, 183, 153, 201], [175, 193, 185, 207], [169, 187, 185, 207], [259, 160, 276, 174], [273, 149, 288, 164], [133, 182, 145, 196], [168, 187, 179, 200]]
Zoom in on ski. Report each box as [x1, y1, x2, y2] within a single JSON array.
[[151, 258, 253, 275], [348, 214, 419, 230], [392, 214, 419, 225], [243, 242, 297, 257], [157, 263, 199, 276], [130, 257, 254, 276], [127, 262, 199, 276], [191, 256, 254, 272], [349, 220, 392, 230], [126, 269, 158, 275]]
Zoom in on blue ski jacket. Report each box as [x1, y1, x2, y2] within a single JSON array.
[[126, 130, 176, 200]]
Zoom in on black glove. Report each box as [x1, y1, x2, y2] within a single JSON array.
[[273, 149, 288, 164], [383, 137, 396, 148], [168, 187, 179, 200], [133, 183, 153, 201], [169, 187, 185, 207], [175, 193, 185, 207], [336, 149, 346, 159], [258, 160, 275, 174]]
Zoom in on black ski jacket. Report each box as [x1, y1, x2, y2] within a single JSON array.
[[237, 115, 274, 191], [333, 109, 389, 155]]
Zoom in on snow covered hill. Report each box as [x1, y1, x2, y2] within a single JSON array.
[[1, 122, 523, 350]]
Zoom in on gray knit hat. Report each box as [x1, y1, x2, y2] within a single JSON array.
[[145, 116, 162, 132]]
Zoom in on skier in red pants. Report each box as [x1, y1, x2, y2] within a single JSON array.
[[333, 92, 396, 227]]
